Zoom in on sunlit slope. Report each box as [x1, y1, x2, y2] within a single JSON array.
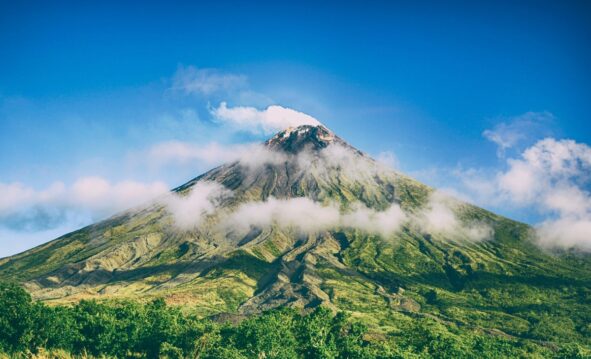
[[0, 125, 589, 345]]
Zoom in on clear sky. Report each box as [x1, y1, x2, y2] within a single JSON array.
[[1, 1, 590, 256]]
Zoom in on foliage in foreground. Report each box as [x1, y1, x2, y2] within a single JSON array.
[[0, 283, 589, 358]]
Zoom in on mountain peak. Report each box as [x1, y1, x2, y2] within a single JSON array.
[[264, 125, 342, 153]]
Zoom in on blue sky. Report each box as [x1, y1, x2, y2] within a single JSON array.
[[1, 1, 590, 256]]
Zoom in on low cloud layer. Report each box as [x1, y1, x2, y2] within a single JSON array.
[[222, 197, 407, 238], [211, 102, 322, 135], [341, 202, 407, 237], [163, 182, 231, 230], [163, 184, 488, 244], [0, 178, 168, 232], [413, 191, 493, 242], [166, 189, 489, 243], [298, 143, 393, 183], [155, 142, 492, 242], [224, 197, 340, 234]]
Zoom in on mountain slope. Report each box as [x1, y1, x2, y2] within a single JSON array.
[[1, 125, 590, 346]]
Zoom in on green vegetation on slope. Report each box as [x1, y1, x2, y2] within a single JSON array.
[[1, 282, 589, 358]]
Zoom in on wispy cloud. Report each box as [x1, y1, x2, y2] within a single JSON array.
[[412, 191, 493, 242], [169, 190, 486, 243], [222, 197, 340, 235], [342, 202, 407, 237], [221, 197, 407, 238], [171, 66, 248, 96], [163, 181, 231, 230], [160, 144, 489, 242], [482, 111, 555, 157]]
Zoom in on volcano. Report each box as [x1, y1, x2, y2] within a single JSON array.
[[0, 125, 589, 341]]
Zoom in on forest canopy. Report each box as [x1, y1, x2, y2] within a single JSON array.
[[0, 282, 589, 358]]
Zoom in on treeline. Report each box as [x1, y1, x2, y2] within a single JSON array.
[[0, 283, 588, 358]]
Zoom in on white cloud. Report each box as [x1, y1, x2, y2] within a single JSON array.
[[342, 202, 407, 237], [0, 182, 65, 215], [221, 197, 407, 238], [223, 197, 340, 235], [483, 111, 555, 157], [211, 102, 322, 134], [512, 138, 591, 251], [413, 191, 493, 242], [171, 66, 248, 95], [310, 143, 385, 182], [0, 178, 169, 233], [419, 193, 458, 233], [452, 137, 591, 250], [537, 217, 591, 251], [163, 181, 231, 230], [69, 177, 169, 214], [542, 185, 590, 217], [499, 138, 591, 206], [220, 192, 491, 242], [498, 159, 541, 203]]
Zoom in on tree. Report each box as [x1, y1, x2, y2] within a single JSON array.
[[0, 282, 36, 353]]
